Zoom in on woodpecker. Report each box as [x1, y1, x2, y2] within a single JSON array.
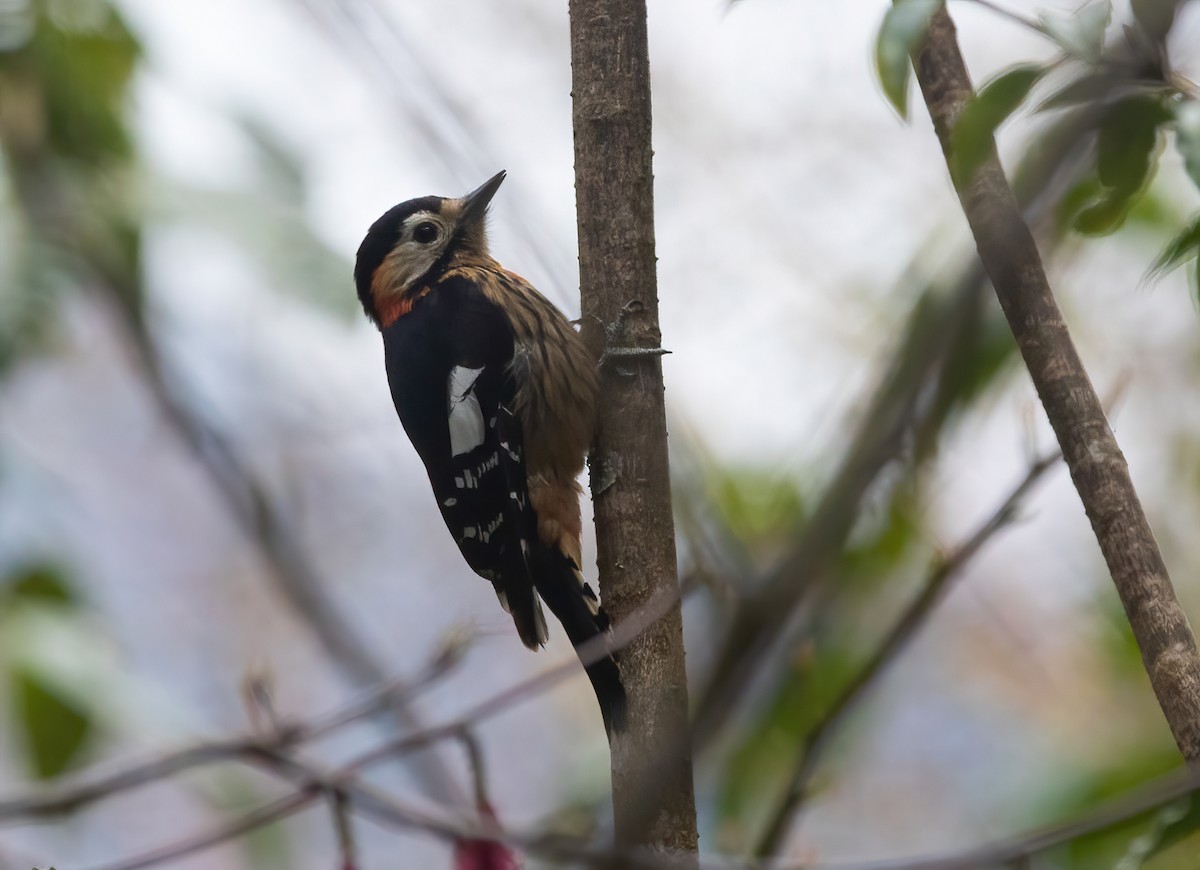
[[354, 171, 626, 734]]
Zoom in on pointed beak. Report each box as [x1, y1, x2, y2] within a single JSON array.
[[460, 170, 506, 224]]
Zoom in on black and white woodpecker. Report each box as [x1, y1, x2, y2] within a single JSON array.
[[354, 171, 627, 734]]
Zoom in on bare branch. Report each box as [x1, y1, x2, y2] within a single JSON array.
[[797, 767, 1200, 870], [332, 791, 358, 870], [957, 0, 1044, 35], [87, 789, 320, 870], [909, 3, 1200, 761]]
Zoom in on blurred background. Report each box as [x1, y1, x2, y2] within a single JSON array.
[[1, 0, 1200, 867]]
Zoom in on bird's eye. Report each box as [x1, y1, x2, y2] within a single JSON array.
[[413, 222, 439, 244]]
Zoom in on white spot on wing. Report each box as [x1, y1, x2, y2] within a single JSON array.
[[448, 365, 486, 456]]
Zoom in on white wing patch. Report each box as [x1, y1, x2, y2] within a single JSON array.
[[447, 365, 486, 456]]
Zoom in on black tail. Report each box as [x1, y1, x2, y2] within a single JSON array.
[[531, 547, 628, 735]]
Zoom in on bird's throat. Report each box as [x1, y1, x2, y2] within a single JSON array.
[[377, 286, 431, 328]]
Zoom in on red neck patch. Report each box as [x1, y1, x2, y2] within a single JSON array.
[[377, 286, 431, 328]]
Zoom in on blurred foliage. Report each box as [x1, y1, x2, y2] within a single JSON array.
[[2, 560, 77, 607], [875, 0, 940, 119], [708, 461, 927, 848], [1039, 0, 1112, 63], [0, 0, 356, 380], [0, 0, 139, 167], [11, 665, 92, 779], [1073, 96, 1172, 235], [0, 0, 141, 362], [705, 467, 804, 569], [0, 5, 136, 781], [881, 0, 1200, 295], [0, 562, 95, 779], [698, 0, 1200, 862], [717, 644, 861, 845]]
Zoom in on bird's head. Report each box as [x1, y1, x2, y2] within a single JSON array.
[[354, 170, 506, 328]]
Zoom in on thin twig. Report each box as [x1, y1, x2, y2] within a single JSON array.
[[457, 729, 489, 811], [0, 649, 461, 823], [85, 789, 321, 870], [0, 741, 272, 822], [956, 0, 1045, 35], [332, 790, 358, 870], [801, 767, 1200, 870]]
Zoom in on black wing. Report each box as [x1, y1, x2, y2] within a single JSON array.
[[383, 277, 547, 648]]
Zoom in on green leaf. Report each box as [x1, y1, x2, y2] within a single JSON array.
[[3, 563, 77, 608], [5, 4, 142, 168], [1145, 215, 1200, 281], [11, 665, 92, 779], [1098, 96, 1169, 192], [840, 484, 922, 581], [1070, 96, 1170, 236], [1074, 190, 1136, 235], [1056, 175, 1102, 232], [1195, 255, 1200, 309], [1141, 796, 1200, 863], [1175, 100, 1200, 193], [950, 64, 1045, 183], [1039, 0, 1111, 62], [1131, 0, 1178, 43], [1037, 72, 1119, 112], [875, 0, 941, 120]]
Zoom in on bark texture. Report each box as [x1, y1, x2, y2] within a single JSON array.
[[913, 6, 1200, 758], [568, 0, 699, 855]]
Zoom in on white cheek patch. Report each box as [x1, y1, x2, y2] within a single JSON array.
[[448, 365, 486, 456]]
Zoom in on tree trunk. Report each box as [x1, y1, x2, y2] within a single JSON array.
[[568, 0, 699, 856]]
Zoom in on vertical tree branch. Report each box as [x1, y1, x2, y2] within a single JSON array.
[[568, 0, 699, 856], [909, 5, 1200, 759]]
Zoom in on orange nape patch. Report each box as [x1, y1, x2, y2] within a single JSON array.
[[375, 286, 431, 328]]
